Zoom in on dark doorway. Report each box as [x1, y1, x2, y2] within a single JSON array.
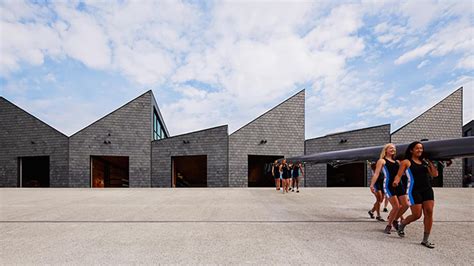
[[91, 156, 129, 188], [172, 155, 207, 187], [327, 163, 366, 187], [248, 155, 283, 187], [19, 156, 50, 187]]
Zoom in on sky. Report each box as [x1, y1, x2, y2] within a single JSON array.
[[0, 0, 473, 138]]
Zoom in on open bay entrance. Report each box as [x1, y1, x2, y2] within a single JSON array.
[[91, 156, 129, 188], [172, 155, 207, 187], [18, 156, 50, 187], [248, 155, 283, 187], [327, 163, 366, 187]]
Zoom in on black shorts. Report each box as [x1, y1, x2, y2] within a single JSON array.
[[408, 188, 434, 205], [384, 178, 405, 197], [374, 179, 384, 193]]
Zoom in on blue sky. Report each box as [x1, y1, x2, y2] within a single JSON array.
[[0, 0, 473, 138]]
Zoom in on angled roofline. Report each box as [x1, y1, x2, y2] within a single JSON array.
[[306, 123, 391, 142], [391, 87, 463, 135], [0, 96, 68, 137], [463, 120, 474, 129], [69, 90, 153, 138], [463, 119, 474, 127], [150, 90, 170, 137], [152, 124, 228, 142], [230, 89, 305, 136]]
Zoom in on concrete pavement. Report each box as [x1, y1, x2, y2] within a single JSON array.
[[1, 188, 473, 264]]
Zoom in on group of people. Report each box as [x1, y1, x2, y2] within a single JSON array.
[[272, 159, 304, 193], [368, 141, 439, 248]]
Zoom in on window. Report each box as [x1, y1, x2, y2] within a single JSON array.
[[153, 109, 167, 140]]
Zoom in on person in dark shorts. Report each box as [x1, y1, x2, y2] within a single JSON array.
[[292, 162, 303, 193], [272, 160, 281, 190], [288, 163, 294, 191], [368, 161, 385, 221], [280, 159, 291, 193], [370, 143, 409, 234], [393, 141, 438, 248]]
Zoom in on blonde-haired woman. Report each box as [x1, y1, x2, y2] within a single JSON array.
[[369, 143, 409, 234]]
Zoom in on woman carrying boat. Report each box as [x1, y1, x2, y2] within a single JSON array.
[[393, 141, 438, 248]]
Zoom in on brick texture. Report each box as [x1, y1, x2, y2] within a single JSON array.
[[68, 91, 157, 187], [0, 97, 69, 187], [304, 125, 391, 187], [228, 90, 305, 187], [391, 88, 463, 187], [151, 125, 229, 187]]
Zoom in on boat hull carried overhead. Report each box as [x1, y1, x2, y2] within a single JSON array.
[[286, 137, 474, 165]]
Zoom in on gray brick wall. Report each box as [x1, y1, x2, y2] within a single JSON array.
[[391, 88, 463, 187], [229, 90, 305, 187], [304, 124, 391, 187], [68, 91, 156, 188], [0, 97, 69, 187], [151, 125, 229, 187]]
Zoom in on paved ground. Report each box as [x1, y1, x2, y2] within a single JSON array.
[[0, 188, 473, 265]]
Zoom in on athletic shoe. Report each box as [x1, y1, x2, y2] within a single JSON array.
[[392, 220, 399, 230], [296, 190, 299, 193], [384, 225, 392, 234], [397, 228, 405, 237], [383, 208, 388, 212], [421, 241, 435, 249], [368, 210, 375, 219], [376, 216, 385, 222]]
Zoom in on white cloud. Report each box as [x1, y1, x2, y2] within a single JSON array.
[[447, 75, 473, 124], [0, 20, 61, 75], [398, 0, 449, 30], [410, 84, 435, 96], [1, 1, 472, 138], [456, 54, 474, 70], [12, 95, 100, 135], [417, 60, 430, 69], [166, 2, 368, 135], [391, 81, 472, 131], [374, 22, 408, 46], [54, 4, 111, 69], [330, 120, 371, 135], [44, 73, 56, 83], [395, 19, 473, 65]]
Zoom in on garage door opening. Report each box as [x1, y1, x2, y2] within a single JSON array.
[[172, 155, 207, 187], [91, 156, 129, 188], [327, 163, 366, 187], [248, 155, 284, 187], [18, 156, 50, 187]]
